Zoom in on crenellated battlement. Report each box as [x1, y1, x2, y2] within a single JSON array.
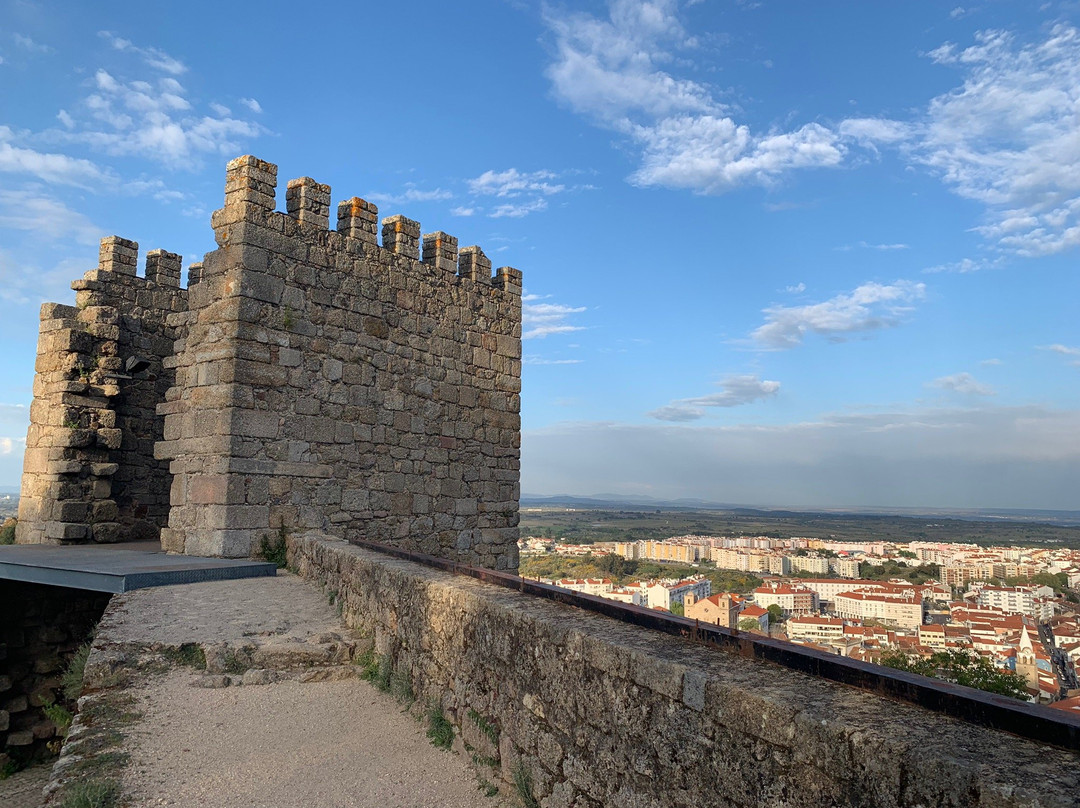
[[215, 155, 523, 295]]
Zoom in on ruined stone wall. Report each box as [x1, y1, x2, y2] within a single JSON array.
[[157, 157, 522, 567], [16, 243, 186, 544], [290, 533, 1080, 808], [0, 581, 110, 766]]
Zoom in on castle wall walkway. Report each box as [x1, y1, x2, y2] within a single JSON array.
[[44, 574, 509, 807], [290, 532, 1080, 808]]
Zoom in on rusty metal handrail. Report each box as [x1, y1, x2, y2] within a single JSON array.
[[349, 538, 1080, 752]]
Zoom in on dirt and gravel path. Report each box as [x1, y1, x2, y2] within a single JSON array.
[[124, 672, 500, 808], [0, 761, 51, 808], [44, 574, 512, 808]]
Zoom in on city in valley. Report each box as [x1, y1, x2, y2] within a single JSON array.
[[518, 507, 1080, 712]]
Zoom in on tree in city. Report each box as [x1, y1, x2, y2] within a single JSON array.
[[738, 617, 761, 632], [879, 649, 1030, 700], [766, 604, 783, 624]]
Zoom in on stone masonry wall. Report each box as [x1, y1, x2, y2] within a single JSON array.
[[16, 243, 187, 544], [156, 156, 522, 567], [290, 533, 1080, 808], [0, 581, 110, 767]]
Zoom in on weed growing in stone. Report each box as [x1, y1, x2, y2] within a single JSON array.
[[161, 643, 207, 670], [513, 761, 539, 808], [477, 777, 499, 798], [43, 701, 75, 733], [389, 668, 414, 705], [58, 778, 120, 808], [0, 517, 15, 544], [468, 708, 499, 746], [63, 641, 93, 700], [257, 528, 289, 568], [357, 649, 393, 692], [426, 705, 454, 750]]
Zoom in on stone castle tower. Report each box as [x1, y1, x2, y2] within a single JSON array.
[[17, 156, 523, 570]]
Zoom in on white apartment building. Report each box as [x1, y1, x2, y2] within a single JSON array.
[[753, 584, 818, 617], [646, 577, 711, 611], [975, 585, 1056, 621], [787, 616, 847, 644], [830, 558, 861, 578], [598, 588, 645, 606], [791, 556, 830, 575], [555, 578, 613, 596], [834, 591, 924, 630]]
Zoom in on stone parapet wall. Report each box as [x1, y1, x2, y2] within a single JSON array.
[[17, 244, 187, 545], [289, 532, 1080, 808], [157, 156, 522, 567]]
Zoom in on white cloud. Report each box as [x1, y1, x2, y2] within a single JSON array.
[[0, 134, 112, 186], [468, 168, 565, 198], [915, 25, 1080, 256], [98, 31, 186, 75], [240, 98, 262, 114], [0, 191, 103, 246], [751, 280, 926, 349], [13, 34, 52, 54], [1040, 344, 1080, 366], [522, 294, 586, 339], [366, 187, 453, 205], [0, 437, 14, 455], [930, 372, 995, 396], [784, 282, 806, 293], [923, 257, 996, 274], [837, 241, 910, 251], [979, 358, 1002, 366], [542, 1, 898, 194], [450, 206, 475, 217], [649, 374, 781, 421], [39, 49, 263, 167], [522, 406, 1080, 509], [491, 199, 548, 218], [524, 357, 585, 365]]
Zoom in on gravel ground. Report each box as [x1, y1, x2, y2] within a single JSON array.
[[66, 574, 512, 808], [123, 671, 506, 808], [0, 761, 51, 808]]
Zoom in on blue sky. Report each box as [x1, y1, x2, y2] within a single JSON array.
[[0, 0, 1078, 509]]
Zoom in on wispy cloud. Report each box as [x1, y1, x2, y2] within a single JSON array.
[[491, 199, 548, 218], [13, 34, 52, 55], [1040, 343, 1080, 366], [524, 356, 585, 365], [751, 280, 926, 349], [98, 31, 186, 75], [0, 127, 112, 186], [836, 241, 910, 252], [649, 374, 781, 421], [913, 25, 1080, 257], [239, 97, 262, 114], [522, 294, 586, 339], [930, 372, 995, 396], [0, 191, 103, 246], [468, 168, 565, 198], [979, 358, 1002, 366], [784, 282, 806, 293], [365, 186, 453, 206], [36, 38, 263, 168]]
